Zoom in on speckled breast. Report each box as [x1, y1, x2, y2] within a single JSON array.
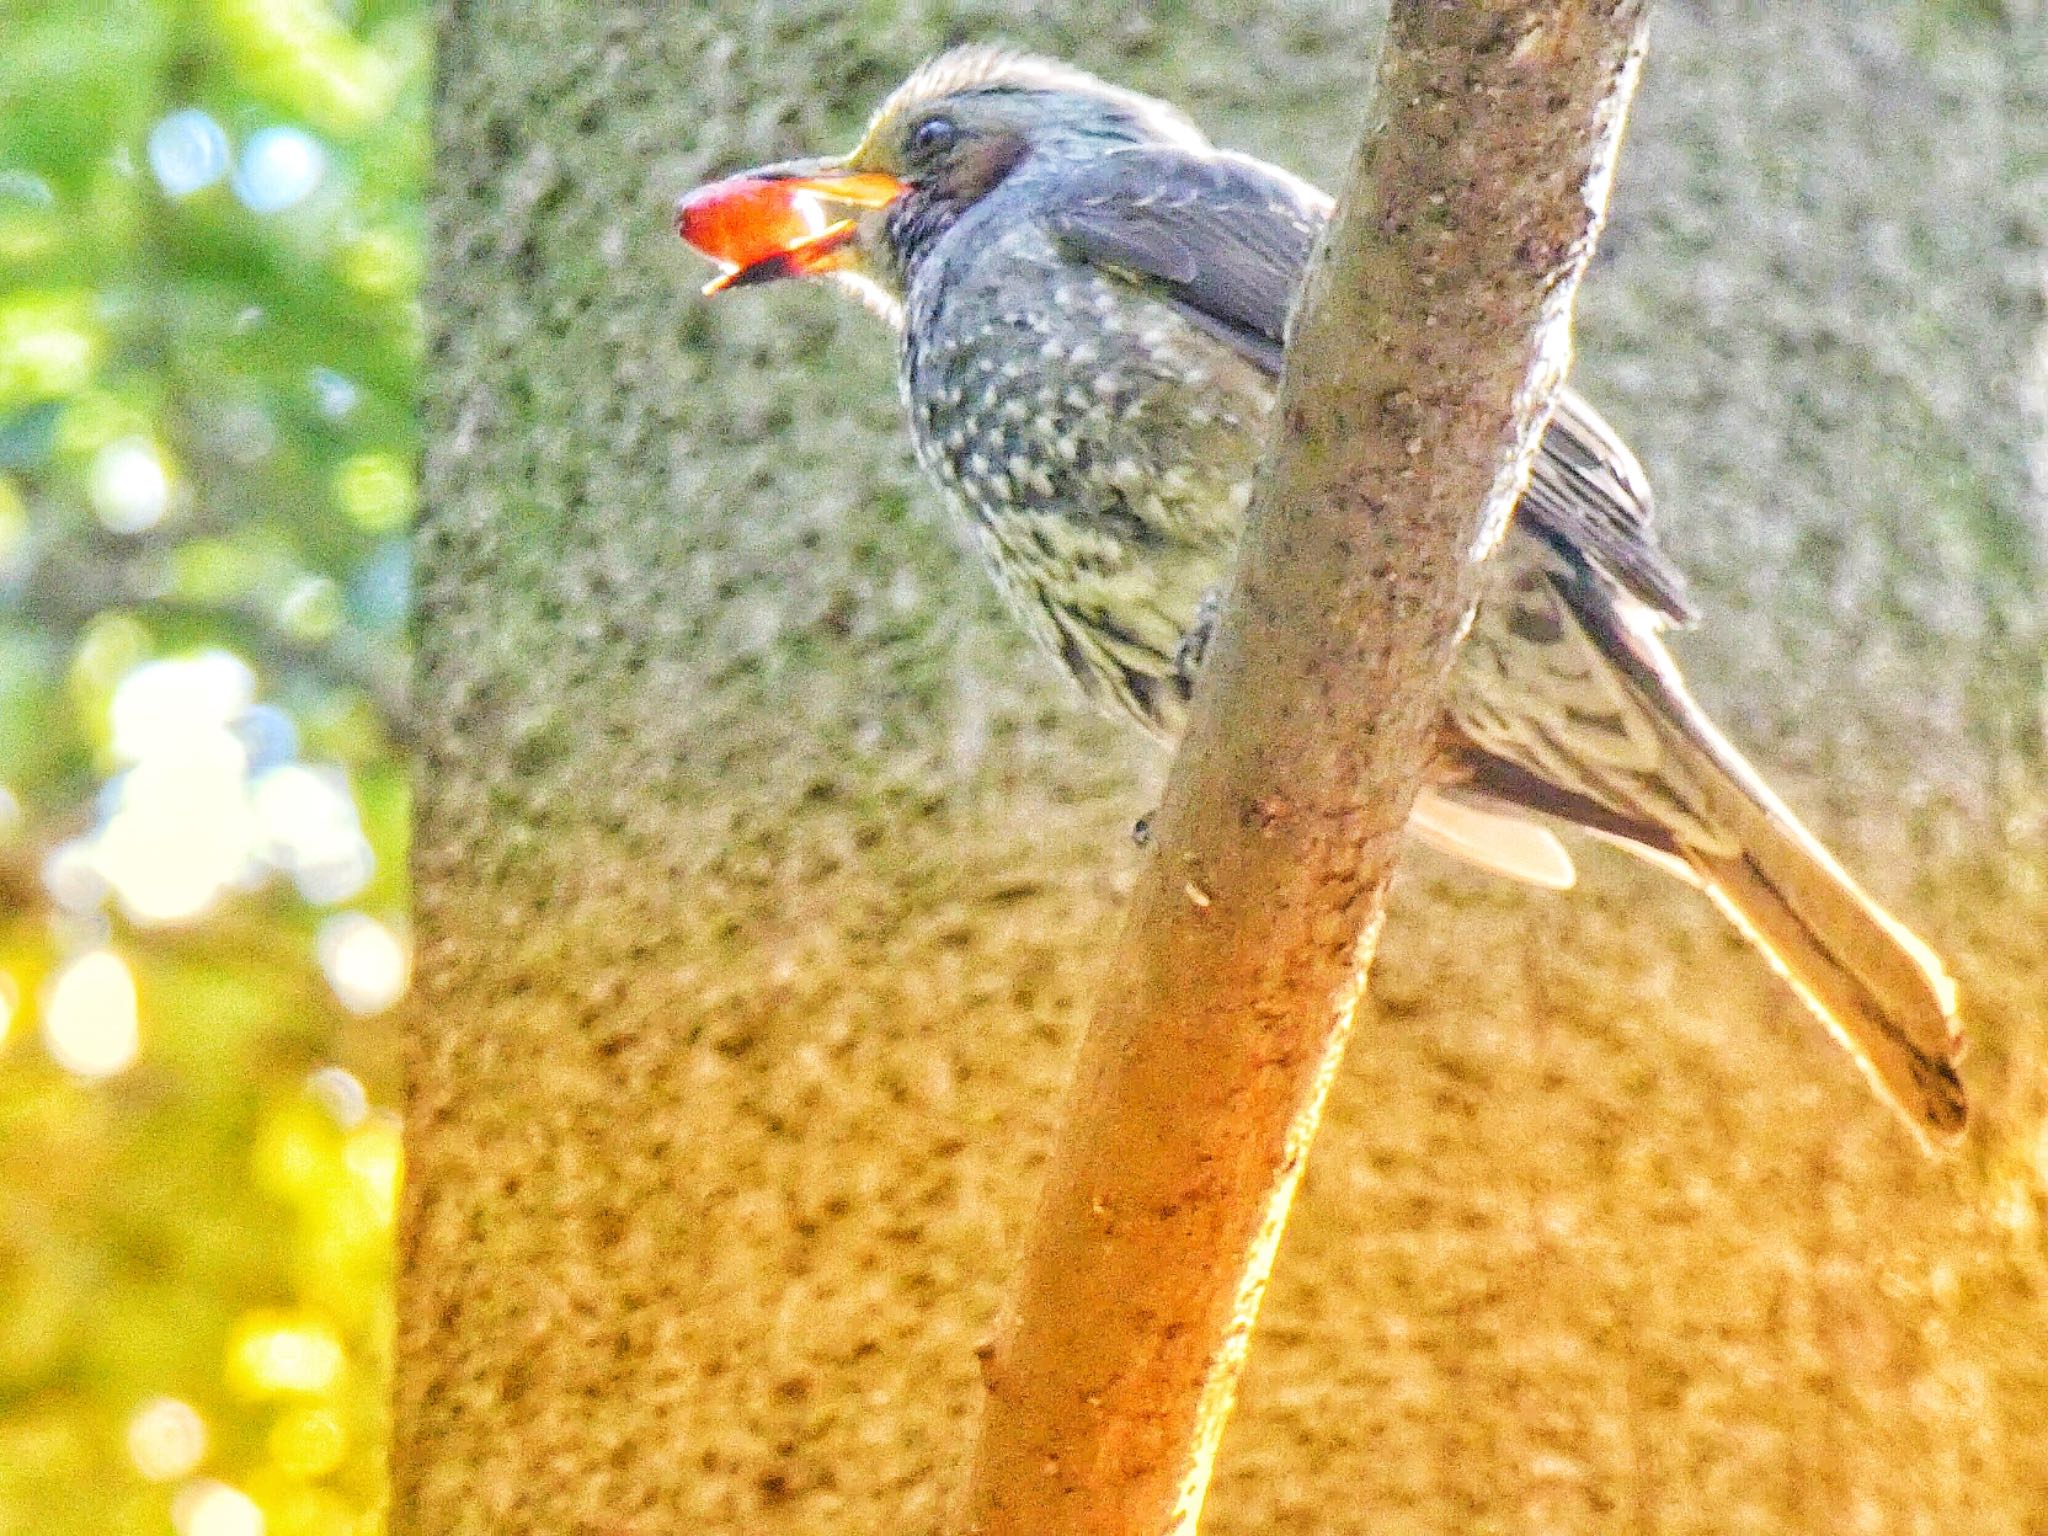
[[898, 211, 1272, 737]]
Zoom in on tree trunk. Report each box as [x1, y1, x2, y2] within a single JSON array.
[[400, 3, 2048, 1532]]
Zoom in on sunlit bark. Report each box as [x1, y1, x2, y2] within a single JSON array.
[[959, 7, 1649, 1532]]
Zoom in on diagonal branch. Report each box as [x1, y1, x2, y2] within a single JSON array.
[[957, 6, 1651, 1532]]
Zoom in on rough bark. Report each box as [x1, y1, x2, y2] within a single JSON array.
[[401, 4, 2048, 1533], [959, 8, 1648, 1533]]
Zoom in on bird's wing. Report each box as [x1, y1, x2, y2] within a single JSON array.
[[1522, 391, 1696, 625], [1041, 145, 1695, 625], [1041, 146, 1314, 375]]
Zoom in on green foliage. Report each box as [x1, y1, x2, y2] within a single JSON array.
[[0, 1, 421, 1530]]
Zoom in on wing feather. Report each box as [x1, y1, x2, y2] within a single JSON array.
[[1040, 144, 1694, 623]]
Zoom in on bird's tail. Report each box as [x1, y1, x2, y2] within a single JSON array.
[[1552, 581, 1970, 1149], [1460, 561, 1970, 1149], [1667, 708, 1966, 1149]]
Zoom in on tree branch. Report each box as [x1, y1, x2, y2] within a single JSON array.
[[957, 6, 1650, 1532]]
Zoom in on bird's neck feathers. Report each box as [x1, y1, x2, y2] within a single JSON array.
[[883, 188, 977, 283]]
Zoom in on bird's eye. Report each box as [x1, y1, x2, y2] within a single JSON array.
[[910, 116, 959, 159]]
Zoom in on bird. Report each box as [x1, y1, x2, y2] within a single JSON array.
[[675, 46, 1966, 1148]]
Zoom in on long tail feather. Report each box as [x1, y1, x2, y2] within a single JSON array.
[[1460, 552, 1969, 1149], [1672, 723, 1965, 1149], [1578, 586, 1969, 1148]]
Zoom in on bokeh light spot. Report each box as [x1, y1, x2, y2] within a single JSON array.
[[172, 1480, 265, 1536], [351, 537, 409, 628], [233, 126, 325, 214], [0, 169, 53, 208], [111, 652, 255, 762], [235, 704, 299, 770], [89, 436, 173, 534], [308, 366, 358, 419], [228, 1312, 346, 1397], [171, 539, 263, 604], [305, 1065, 368, 1129], [42, 837, 110, 912], [0, 0, 424, 1521], [149, 110, 233, 198], [42, 949, 141, 1078], [331, 452, 414, 531], [128, 1397, 209, 1481], [315, 913, 407, 1015], [97, 730, 259, 925], [339, 227, 417, 297], [0, 289, 100, 408], [277, 575, 343, 642], [253, 764, 372, 903]]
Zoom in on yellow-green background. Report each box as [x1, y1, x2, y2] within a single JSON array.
[[1, 3, 419, 1532]]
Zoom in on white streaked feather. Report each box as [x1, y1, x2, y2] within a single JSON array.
[[1410, 789, 1577, 891]]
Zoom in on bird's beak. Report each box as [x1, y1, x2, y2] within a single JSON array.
[[676, 158, 908, 294]]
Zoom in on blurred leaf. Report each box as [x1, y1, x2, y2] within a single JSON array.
[[0, 403, 62, 470], [0, 0, 419, 1526]]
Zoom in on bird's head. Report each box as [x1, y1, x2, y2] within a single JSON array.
[[676, 48, 1208, 319]]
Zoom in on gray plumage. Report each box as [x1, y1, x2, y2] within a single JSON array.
[[695, 47, 1966, 1146]]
